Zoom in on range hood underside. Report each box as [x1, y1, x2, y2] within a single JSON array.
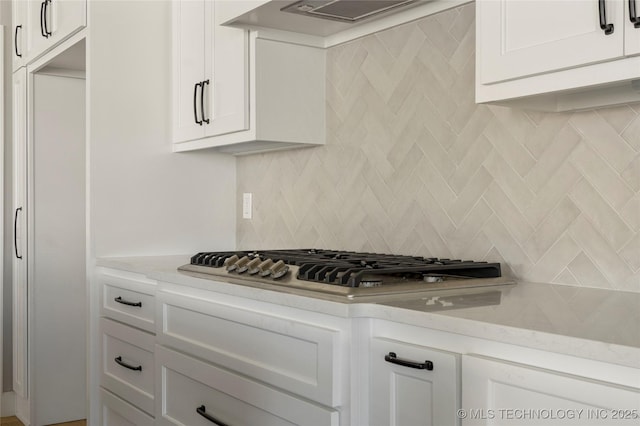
[[224, 0, 467, 42], [281, 0, 417, 22]]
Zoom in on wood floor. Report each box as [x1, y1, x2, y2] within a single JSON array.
[[0, 417, 85, 426]]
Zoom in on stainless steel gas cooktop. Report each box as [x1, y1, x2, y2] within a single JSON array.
[[178, 249, 515, 300]]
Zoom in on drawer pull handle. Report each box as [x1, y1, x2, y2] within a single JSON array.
[[194, 81, 203, 125], [14, 207, 22, 259], [196, 405, 229, 426], [43, 0, 52, 37], [201, 80, 210, 124], [599, 0, 615, 34], [114, 356, 142, 371], [630, 0, 640, 27], [114, 296, 142, 307], [40, 1, 47, 37], [15, 25, 22, 57], [385, 352, 433, 371]]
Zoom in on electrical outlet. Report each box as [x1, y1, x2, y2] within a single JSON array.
[[242, 193, 252, 219]]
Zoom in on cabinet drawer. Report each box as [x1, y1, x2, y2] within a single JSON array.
[[156, 346, 339, 426], [370, 337, 460, 426], [462, 355, 640, 426], [101, 318, 155, 415], [157, 290, 342, 406], [101, 272, 155, 332], [101, 388, 155, 426]]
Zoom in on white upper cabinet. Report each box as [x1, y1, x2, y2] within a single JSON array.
[[13, 0, 27, 71], [172, 0, 210, 143], [26, 0, 86, 64], [479, 0, 624, 84], [626, 0, 640, 55], [172, 0, 248, 144], [172, 0, 325, 155], [476, 0, 640, 110]]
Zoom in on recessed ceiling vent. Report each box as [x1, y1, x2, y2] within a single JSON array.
[[281, 0, 417, 22]]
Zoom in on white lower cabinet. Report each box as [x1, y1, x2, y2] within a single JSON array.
[[370, 338, 460, 426], [156, 287, 344, 407], [101, 271, 157, 333], [156, 345, 339, 426], [462, 355, 640, 426], [92, 269, 640, 426], [100, 389, 155, 426], [96, 268, 158, 425], [101, 318, 155, 415]]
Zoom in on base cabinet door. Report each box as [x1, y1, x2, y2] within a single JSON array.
[[370, 338, 460, 426], [156, 346, 339, 426], [462, 355, 640, 425], [101, 389, 155, 426]]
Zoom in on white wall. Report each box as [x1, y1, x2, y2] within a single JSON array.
[[88, 0, 236, 258]]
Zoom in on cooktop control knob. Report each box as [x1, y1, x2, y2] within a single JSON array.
[[225, 255, 249, 272], [243, 257, 262, 274], [270, 260, 289, 279], [257, 259, 274, 277], [223, 255, 239, 270], [232, 256, 251, 273]]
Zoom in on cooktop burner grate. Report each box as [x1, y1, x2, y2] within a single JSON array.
[[188, 249, 502, 288]]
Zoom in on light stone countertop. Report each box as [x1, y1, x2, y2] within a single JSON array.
[[96, 255, 640, 369]]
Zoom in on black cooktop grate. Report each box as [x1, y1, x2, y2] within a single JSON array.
[[189, 249, 502, 288]]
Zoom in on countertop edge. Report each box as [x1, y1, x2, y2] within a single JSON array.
[[95, 255, 640, 369], [351, 303, 640, 369]]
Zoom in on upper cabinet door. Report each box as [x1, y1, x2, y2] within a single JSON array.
[[626, 0, 640, 55], [204, 1, 249, 138], [173, 0, 248, 143], [172, 0, 207, 143], [478, 0, 625, 85], [13, 0, 27, 71], [26, 0, 86, 63]]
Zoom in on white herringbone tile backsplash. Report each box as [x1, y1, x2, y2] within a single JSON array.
[[237, 4, 640, 292]]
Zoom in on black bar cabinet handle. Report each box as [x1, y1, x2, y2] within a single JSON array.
[[196, 405, 230, 426], [194, 82, 202, 125], [599, 0, 614, 34], [15, 25, 22, 57], [40, 1, 47, 37], [385, 352, 433, 371], [114, 356, 142, 371], [631, 0, 640, 27], [114, 296, 142, 307], [44, 0, 52, 37], [14, 208, 22, 259], [201, 80, 210, 124]]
